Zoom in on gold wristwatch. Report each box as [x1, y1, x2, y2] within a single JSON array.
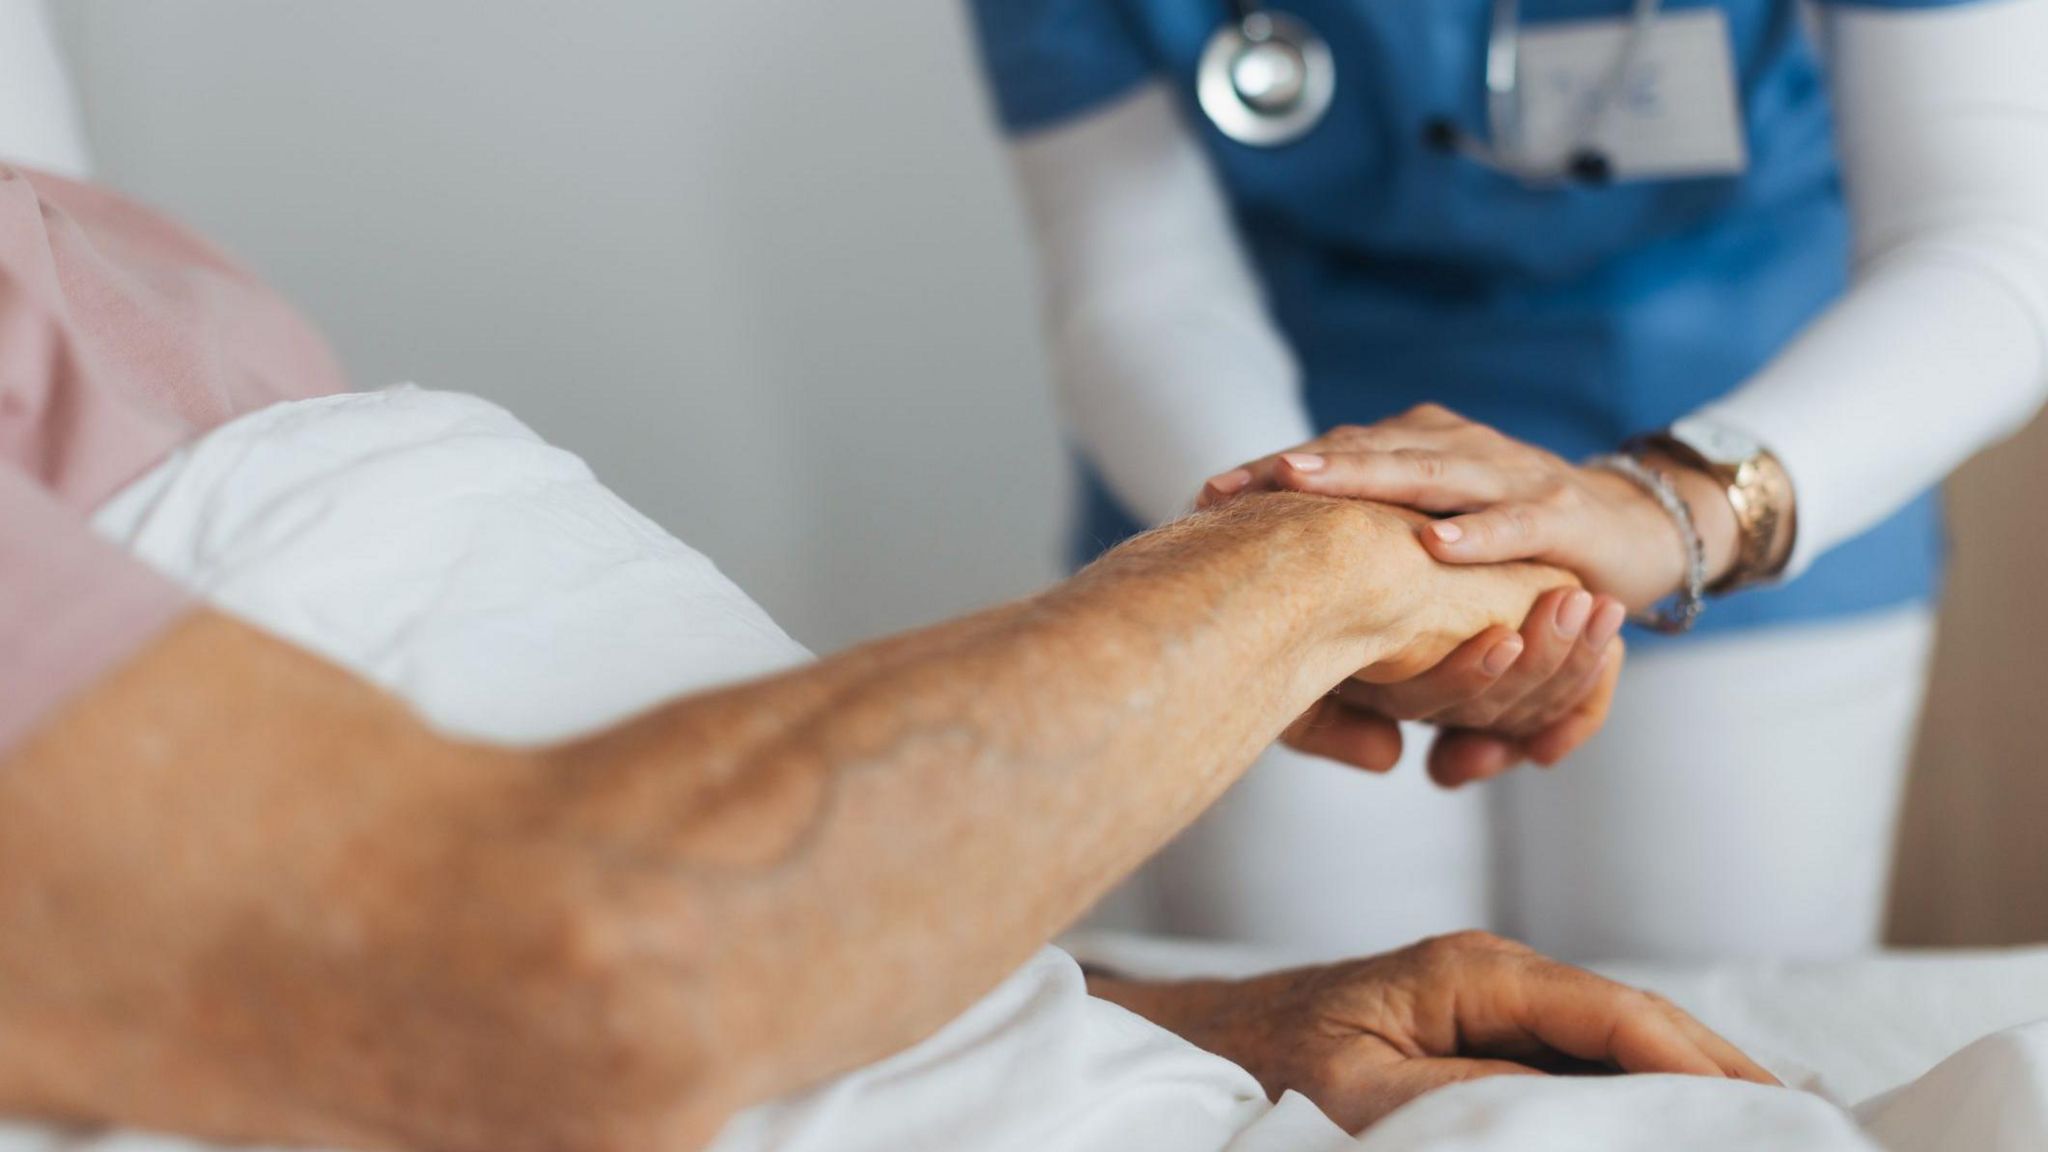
[[1631, 418, 1798, 595]]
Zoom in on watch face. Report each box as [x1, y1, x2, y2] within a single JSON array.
[[1671, 417, 1760, 466]]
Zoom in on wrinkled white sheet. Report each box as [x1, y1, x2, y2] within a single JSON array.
[[5, 386, 2040, 1152]]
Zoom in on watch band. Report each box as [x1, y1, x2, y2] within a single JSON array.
[[1632, 432, 1798, 595]]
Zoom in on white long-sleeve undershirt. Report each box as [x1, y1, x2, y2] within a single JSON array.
[[1008, 0, 2048, 579], [1011, 84, 1315, 527], [1702, 0, 2048, 574]]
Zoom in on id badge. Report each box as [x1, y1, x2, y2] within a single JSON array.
[[1512, 8, 1748, 181]]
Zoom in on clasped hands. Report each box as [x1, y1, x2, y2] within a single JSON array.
[[1106, 413, 1778, 1129], [1200, 404, 1705, 788]]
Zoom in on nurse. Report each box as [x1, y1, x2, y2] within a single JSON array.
[[968, 0, 2048, 961]]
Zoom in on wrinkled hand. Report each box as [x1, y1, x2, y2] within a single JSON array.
[[1202, 405, 1726, 611], [1240, 499, 1627, 784], [1088, 931, 1778, 1134]]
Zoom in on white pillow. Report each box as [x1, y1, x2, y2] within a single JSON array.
[[0, 0, 91, 178]]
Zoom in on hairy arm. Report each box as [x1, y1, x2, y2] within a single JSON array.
[[0, 494, 1564, 1151]]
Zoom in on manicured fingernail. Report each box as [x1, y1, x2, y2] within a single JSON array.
[[1205, 468, 1251, 494], [1281, 452, 1325, 473], [1482, 636, 1523, 676], [1555, 591, 1593, 637], [1429, 520, 1463, 544], [1585, 601, 1626, 648]]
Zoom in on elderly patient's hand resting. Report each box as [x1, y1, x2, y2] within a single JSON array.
[[1090, 931, 1775, 1133]]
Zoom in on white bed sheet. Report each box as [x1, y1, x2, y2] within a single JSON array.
[[7, 386, 2041, 1152]]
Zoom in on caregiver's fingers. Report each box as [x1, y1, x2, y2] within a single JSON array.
[[1426, 730, 1522, 789], [1334, 624, 1524, 720], [1194, 406, 1494, 510], [1493, 596, 1625, 734], [1269, 449, 1514, 512], [1196, 427, 1424, 509], [1420, 501, 1571, 566], [1197, 467, 1255, 509], [1427, 588, 1587, 731], [1198, 449, 1308, 507], [1282, 696, 1406, 773], [1404, 589, 1588, 789], [1522, 639, 1624, 767], [1426, 659, 1613, 789]]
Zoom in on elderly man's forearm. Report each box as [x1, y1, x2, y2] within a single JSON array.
[[548, 494, 1420, 1112], [0, 494, 1557, 1152]]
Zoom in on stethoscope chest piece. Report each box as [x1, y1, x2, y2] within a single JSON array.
[[1198, 10, 1335, 148]]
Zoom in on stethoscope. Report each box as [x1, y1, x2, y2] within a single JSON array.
[[1197, 0, 1663, 185]]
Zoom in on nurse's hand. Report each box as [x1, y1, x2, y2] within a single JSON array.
[[1281, 584, 1626, 787], [1199, 405, 1740, 612]]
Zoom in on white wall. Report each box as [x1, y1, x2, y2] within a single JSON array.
[[57, 0, 1068, 654]]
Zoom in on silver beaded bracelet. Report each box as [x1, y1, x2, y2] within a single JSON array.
[[1584, 453, 1706, 634]]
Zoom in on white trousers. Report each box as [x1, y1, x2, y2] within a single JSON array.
[[1113, 605, 1938, 964]]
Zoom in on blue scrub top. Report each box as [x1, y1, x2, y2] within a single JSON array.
[[969, 0, 1972, 638]]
